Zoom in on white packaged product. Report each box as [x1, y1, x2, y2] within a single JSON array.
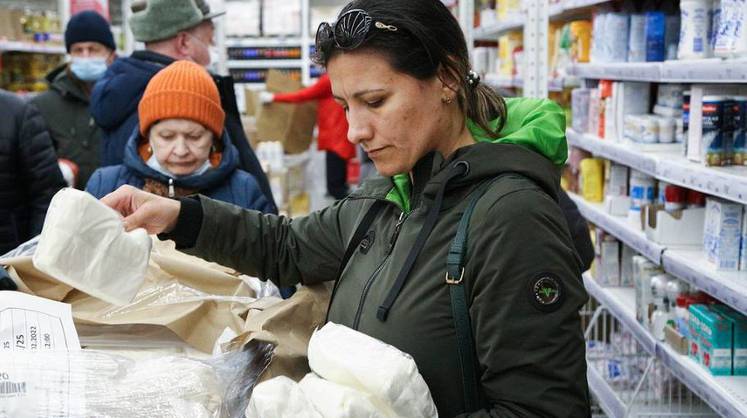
[[599, 236, 621, 286], [704, 197, 744, 270], [571, 88, 591, 133], [657, 84, 686, 109], [628, 14, 647, 62], [629, 171, 655, 222], [679, 0, 714, 59], [641, 116, 660, 143], [633, 256, 663, 327], [33, 188, 152, 306], [307, 323, 438, 418], [713, 0, 741, 56], [620, 244, 635, 287], [606, 163, 629, 196], [605, 13, 631, 63], [299, 373, 385, 418], [657, 116, 676, 143], [246, 376, 322, 418]]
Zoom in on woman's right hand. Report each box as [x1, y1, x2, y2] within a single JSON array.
[[101, 185, 181, 235]]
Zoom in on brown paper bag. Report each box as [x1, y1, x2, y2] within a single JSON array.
[[255, 70, 317, 154], [227, 283, 332, 382], [1, 240, 256, 353]]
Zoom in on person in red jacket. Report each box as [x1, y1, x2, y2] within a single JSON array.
[[260, 74, 353, 200]]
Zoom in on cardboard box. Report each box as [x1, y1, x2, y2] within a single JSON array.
[[711, 305, 747, 375], [704, 198, 743, 271], [643, 205, 706, 245], [689, 304, 733, 376], [256, 70, 317, 154], [665, 324, 689, 355]]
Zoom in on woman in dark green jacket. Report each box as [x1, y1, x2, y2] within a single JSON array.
[[101, 0, 591, 416]]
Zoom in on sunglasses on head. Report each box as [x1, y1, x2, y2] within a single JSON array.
[[316, 9, 398, 51]]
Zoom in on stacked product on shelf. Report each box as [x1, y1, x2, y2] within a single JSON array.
[[0, 5, 64, 93], [0, 6, 62, 45]]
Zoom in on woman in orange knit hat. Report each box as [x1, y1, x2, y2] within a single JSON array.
[[85, 60, 273, 212]]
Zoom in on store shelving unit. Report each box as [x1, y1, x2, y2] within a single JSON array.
[[0, 40, 65, 54], [570, 191, 747, 317], [226, 59, 303, 69], [567, 128, 747, 206], [584, 275, 747, 417], [568, 60, 747, 83]]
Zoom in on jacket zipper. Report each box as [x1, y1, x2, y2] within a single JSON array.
[[352, 211, 406, 330], [168, 178, 175, 197]]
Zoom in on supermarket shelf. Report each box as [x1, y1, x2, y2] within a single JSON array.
[[561, 0, 612, 10], [583, 275, 656, 354], [568, 62, 662, 82], [656, 155, 747, 205], [568, 193, 665, 264], [568, 128, 747, 205], [566, 129, 657, 175], [225, 38, 303, 47], [568, 59, 747, 83], [0, 40, 65, 54], [584, 273, 747, 418], [660, 59, 747, 83], [662, 249, 747, 317], [473, 17, 523, 41], [484, 73, 523, 89], [587, 364, 626, 418], [227, 60, 303, 69], [572, 189, 747, 318]]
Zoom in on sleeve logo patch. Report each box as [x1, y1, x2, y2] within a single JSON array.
[[528, 274, 564, 312]]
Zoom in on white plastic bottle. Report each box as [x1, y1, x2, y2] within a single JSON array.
[[650, 273, 674, 340]]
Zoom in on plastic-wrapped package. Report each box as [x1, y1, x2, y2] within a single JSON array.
[[298, 373, 385, 418], [307, 323, 438, 418], [33, 188, 152, 306], [246, 376, 322, 418], [0, 341, 272, 418]]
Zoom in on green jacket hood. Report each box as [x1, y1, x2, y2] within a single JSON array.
[[380, 97, 566, 212], [469, 97, 568, 166]]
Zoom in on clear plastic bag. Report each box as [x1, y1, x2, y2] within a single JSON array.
[[0, 235, 39, 260], [0, 340, 273, 418]]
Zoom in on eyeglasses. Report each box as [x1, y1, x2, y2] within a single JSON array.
[[315, 9, 397, 52]]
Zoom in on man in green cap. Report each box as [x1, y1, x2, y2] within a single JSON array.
[[90, 0, 277, 214]]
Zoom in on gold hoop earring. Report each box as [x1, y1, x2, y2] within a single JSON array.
[[442, 96, 453, 104]]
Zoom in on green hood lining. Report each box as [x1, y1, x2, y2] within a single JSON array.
[[384, 97, 567, 213]]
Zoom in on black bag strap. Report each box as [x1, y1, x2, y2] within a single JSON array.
[[326, 199, 386, 322], [446, 177, 501, 413]]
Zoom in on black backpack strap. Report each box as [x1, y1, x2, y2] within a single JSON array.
[[326, 199, 386, 322], [447, 177, 501, 413]]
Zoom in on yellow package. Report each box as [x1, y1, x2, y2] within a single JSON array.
[[580, 158, 605, 203], [498, 31, 522, 77], [570, 20, 592, 63], [498, 0, 521, 19]]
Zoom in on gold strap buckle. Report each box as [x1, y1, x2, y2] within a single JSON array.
[[445, 268, 465, 285]]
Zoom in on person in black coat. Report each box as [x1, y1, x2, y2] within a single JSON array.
[[0, 90, 67, 255]]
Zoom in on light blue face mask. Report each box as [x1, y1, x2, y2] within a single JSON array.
[[69, 57, 108, 82]]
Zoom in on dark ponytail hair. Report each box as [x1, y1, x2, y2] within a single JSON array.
[[315, 0, 507, 138]]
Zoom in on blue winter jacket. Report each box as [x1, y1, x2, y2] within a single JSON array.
[[86, 128, 273, 213]]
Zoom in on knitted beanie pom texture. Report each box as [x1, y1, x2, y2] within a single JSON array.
[[138, 60, 225, 139]]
